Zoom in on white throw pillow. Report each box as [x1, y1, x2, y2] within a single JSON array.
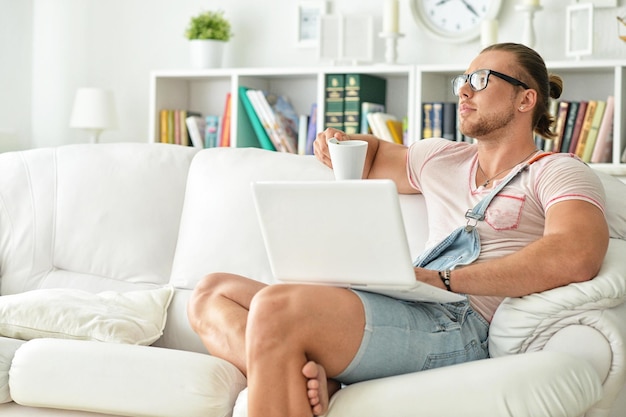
[[0, 286, 173, 345]]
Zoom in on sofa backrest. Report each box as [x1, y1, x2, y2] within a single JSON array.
[[170, 147, 430, 291], [0, 143, 199, 295]]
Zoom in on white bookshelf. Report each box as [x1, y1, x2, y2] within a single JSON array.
[[149, 61, 626, 176]]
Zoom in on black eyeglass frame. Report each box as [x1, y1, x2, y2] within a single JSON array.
[[451, 69, 531, 97]]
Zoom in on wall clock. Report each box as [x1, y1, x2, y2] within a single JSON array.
[[410, 0, 502, 43]]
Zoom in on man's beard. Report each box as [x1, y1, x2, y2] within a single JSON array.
[[460, 108, 515, 139]]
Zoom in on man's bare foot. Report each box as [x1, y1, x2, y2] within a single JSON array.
[[302, 361, 340, 416]]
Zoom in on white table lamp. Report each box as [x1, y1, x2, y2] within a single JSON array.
[[69, 88, 118, 143]]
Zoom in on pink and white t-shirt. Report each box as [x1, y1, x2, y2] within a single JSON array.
[[406, 138, 606, 321]]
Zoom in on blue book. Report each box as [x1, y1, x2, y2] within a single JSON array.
[[204, 115, 220, 148]]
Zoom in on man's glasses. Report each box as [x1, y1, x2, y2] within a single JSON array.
[[452, 69, 530, 97]]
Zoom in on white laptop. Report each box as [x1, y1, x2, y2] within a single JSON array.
[[251, 179, 465, 304]]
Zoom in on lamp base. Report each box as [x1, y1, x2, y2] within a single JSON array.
[[86, 129, 103, 144]]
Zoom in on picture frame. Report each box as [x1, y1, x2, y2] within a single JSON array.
[[297, 1, 328, 48], [319, 15, 374, 64], [565, 3, 594, 59]]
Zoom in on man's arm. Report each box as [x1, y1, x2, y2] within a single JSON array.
[[417, 199, 609, 297], [314, 129, 416, 194]]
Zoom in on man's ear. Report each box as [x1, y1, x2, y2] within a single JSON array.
[[518, 89, 537, 112]]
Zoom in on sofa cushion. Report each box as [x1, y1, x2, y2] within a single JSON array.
[[170, 147, 335, 289], [0, 337, 26, 403], [9, 338, 246, 417], [0, 143, 199, 296], [0, 286, 173, 345]]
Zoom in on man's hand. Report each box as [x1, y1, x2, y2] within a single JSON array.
[[313, 128, 349, 168], [414, 267, 449, 291]]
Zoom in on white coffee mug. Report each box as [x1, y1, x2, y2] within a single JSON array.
[[327, 139, 368, 180]]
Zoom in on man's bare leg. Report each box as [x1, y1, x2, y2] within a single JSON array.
[[245, 284, 365, 417], [187, 272, 267, 375], [303, 361, 341, 416]]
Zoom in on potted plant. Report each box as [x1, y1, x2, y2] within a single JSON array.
[[185, 10, 233, 68]]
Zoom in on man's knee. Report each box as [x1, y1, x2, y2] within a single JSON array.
[[248, 285, 305, 334], [187, 272, 227, 330]]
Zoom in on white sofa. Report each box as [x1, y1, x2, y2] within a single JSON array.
[[1, 143, 625, 417]]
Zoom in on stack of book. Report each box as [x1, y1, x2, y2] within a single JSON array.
[[538, 95, 614, 163], [159, 93, 232, 148], [238, 86, 314, 154], [324, 73, 402, 140], [421, 102, 459, 141]]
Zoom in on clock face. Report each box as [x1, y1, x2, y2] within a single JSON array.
[[410, 0, 502, 43]]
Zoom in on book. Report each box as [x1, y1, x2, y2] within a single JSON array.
[[185, 115, 206, 148], [236, 86, 264, 149], [305, 103, 318, 155], [250, 90, 297, 153], [422, 103, 434, 139], [324, 74, 345, 130], [265, 92, 300, 153], [567, 100, 588, 154], [431, 102, 443, 138], [343, 74, 387, 134], [590, 96, 615, 163], [204, 115, 220, 148], [246, 89, 286, 152], [360, 102, 385, 134], [581, 100, 606, 162], [238, 86, 274, 150], [574, 100, 598, 157], [386, 119, 404, 144], [442, 102, 457, 141], [367, 112, 397, 143], [298, 114, 308, 155], [552, 101, 570, 153], [560, 101, 580, 153], [219, 93, 232, 147]]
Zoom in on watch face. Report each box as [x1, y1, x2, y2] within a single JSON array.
[[412, 0, 501, 42]]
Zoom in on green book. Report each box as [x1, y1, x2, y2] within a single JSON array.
[[344, 74, 387, 135], [324, 74, 345, 131], [237, 86, 275, 151]]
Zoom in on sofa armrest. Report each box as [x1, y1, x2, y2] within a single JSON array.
[[489, 238, 626, 356], [9, 338, 246, 417], [489, 238, 626, 416]]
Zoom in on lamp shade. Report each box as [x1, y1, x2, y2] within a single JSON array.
[[69, 88, 118, 130]]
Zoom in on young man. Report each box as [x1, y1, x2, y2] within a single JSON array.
[[187, 43, 609, 417]]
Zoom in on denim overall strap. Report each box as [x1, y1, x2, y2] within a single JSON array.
[[465, 152, 553, 227]]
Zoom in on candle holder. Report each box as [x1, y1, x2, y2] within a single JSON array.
[[515, 4, 542, 48], [379, 32, 404, 64]]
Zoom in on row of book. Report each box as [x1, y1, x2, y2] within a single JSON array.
[[536, 96, 614, 163], [324, 73, 406, 140], [422, 102, 459, 141], [419, 96, 615, 164], [159, 93, 232, 148], [237, 86, 316, 155]]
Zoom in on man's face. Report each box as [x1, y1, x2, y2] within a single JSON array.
[[456, 51, 522, 140]]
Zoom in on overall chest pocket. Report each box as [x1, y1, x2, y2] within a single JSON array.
[[484, 194, 526, 231]]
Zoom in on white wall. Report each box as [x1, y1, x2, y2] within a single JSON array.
[[1, 0, 625, 150]]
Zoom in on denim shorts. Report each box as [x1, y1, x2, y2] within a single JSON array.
[[335, 290, 490, 385]]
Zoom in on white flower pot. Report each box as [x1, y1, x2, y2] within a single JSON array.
[[189, 39, 226, 69]]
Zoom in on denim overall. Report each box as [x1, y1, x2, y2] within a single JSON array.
[[413, 153, 550, 271]]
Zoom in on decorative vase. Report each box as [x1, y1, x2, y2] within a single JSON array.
[[189, 39, 225, 69]]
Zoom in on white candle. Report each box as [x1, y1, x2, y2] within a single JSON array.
[[383, 0, 399, 34], [481, 19, 498, 48]]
